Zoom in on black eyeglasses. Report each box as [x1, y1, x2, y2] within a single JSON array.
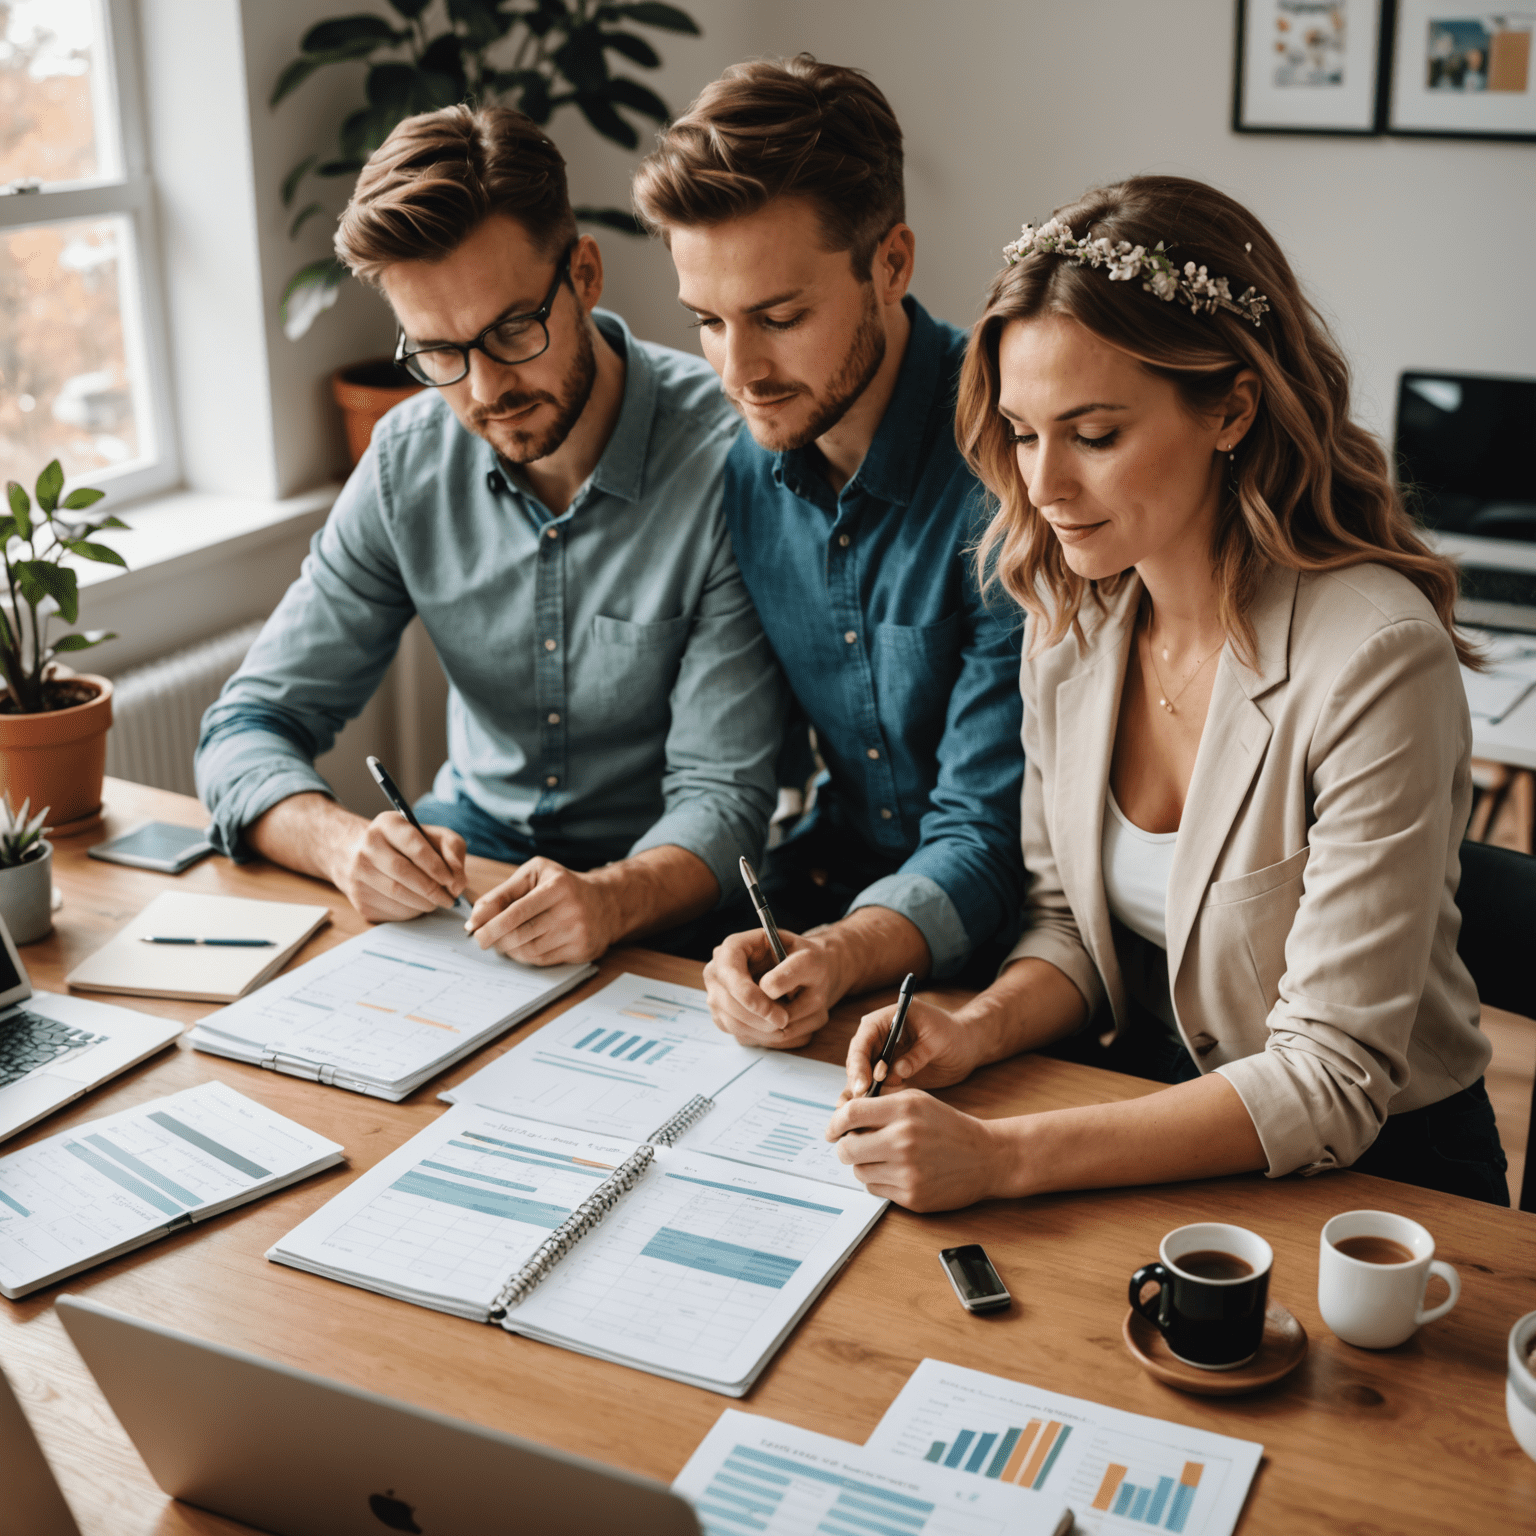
[[394, 247, 574, 387]]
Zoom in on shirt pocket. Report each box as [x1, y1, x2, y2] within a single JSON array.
[[590, 612, 692, 732], [1204, 845, 1310, 1011], [873, 612, 962, 748]]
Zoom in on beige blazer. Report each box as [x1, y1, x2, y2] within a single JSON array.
[[1004, 562, 1489, 1178]]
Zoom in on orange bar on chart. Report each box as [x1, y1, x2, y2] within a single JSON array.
[[1092, 1465, 1129, 1512], [1181, 1461, 1204, 1488], [1016, 1421, 1061, 1487], [1000, 1420, 1040, 1483]]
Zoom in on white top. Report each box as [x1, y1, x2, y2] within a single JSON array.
[[1101, 789, 1178, 951]]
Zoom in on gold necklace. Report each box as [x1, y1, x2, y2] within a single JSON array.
[[1142, 609, 1224, 715]]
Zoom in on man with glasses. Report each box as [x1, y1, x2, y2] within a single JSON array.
[[196, 106, 784, 966]]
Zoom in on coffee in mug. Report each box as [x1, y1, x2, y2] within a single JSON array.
[[1318, 1211, 1460, 1349], [1129, 1223, 1273, 1370]]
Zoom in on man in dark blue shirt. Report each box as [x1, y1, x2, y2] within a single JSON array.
[[634, 55, 1025, 1046]]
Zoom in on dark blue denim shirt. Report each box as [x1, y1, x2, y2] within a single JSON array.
[[722, 298, 1026, 974]]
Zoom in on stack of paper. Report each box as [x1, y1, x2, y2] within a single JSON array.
[[0, 1080, 343, 1298], [188, 911, 595, 1100]]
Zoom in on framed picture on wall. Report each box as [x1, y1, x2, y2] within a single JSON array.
[[1386, 1, 1536, 139], [1233, 0, 1391, 133]]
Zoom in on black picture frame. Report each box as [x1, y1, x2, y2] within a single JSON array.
[[1232, 0, 1393, 136], [1385, 0, 1536, 142]]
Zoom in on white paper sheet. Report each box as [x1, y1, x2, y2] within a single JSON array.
[[674, 1409, 1072, 1536], [0, 1081, 342, 1297], [190, 911, 592, 1094], [866, 1360, 1262, 1536], [442, 972, 757, 1139]]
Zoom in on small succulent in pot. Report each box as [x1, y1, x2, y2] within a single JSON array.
[[0, 794, 50, 868]]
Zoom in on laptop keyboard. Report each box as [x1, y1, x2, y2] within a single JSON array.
[[0, 1010, 103, 1088]]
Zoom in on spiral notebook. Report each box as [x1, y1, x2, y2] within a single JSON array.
[[267, 1091, 885, 1396]]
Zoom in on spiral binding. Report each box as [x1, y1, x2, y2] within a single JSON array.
[[487, 1094, 717, 1323]]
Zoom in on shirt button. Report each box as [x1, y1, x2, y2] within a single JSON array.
[[544, 639, 557, 651], [838, 533, 850, 548], [546, 775, 558, 787], [867, 748, 880, 760], [547, 712, 560, 725], [545, 526, 558, 539], [844, 630, 857, 644], [880, 807, 893, 820]]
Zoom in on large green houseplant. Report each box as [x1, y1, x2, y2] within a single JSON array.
[[0, 461, 123, 832], [273, 0, 701, 340]]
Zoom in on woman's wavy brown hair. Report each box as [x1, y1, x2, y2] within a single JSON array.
[[960, 175, 1476, 666]]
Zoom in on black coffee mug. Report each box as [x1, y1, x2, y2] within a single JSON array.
[[1129, 1222, 1273, 1370]]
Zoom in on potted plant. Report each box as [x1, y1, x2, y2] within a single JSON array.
[[0, 795, 53, 944], [270, 0, 701, 463], [0, 461, 123, 833]]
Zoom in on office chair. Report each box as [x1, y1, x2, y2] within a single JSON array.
[[1455, 839, 1536, 1212]]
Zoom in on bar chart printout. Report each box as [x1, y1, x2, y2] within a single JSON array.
[[672, 1410, 1072, 1536], [865, 1359, 1261, 1536]]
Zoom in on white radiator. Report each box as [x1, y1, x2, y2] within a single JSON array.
[[103, 621, 265, 798]]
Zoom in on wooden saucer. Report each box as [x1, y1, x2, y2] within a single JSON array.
[[1123, 1300, 1307, 1395]]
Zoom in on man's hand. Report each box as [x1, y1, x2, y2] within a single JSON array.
[[467, 857, 618, 966], [840, 996, 985, 1098], [825, 1089, 1009, 1212], [327, 811, 468, 921], [703, 927, 848, 1049]]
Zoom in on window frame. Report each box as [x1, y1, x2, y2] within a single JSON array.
[[0, 0, 179, 504]]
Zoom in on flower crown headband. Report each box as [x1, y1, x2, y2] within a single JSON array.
[[1002, 217, 1270, 328]]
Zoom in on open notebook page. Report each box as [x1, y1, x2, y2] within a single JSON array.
[[191, 911, 592, 1094], [506, 1144, 884, 1393], [673, 1410, 1073, 1536], [442, 972, 759, 1140], [268, 1105, 641, 1321], [0, 1081, 342, 1298]]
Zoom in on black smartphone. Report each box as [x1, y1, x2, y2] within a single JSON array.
[[87, 822, 215, 874], [939, 1244, 1012, 1314]]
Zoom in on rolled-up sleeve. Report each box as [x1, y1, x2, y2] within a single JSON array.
[[998, 648, 1106, 1014], [628, 521, 787, 901], [848, 563, 1027, 976], [195, 450, 413, 859], [1216, 620, 1470, 1177]]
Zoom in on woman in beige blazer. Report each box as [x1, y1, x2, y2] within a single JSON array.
[[827, 175, 1507, 1209]]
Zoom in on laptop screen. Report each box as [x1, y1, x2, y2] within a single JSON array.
[[0, 925, 28, 1009]]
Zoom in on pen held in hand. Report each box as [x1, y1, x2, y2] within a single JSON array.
[[366, 754, 473, 920], [737, 855, 788, 966], [866, 971, 916, 1099]]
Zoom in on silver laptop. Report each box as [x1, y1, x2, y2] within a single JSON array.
[[0, 913, 180, 1142], [57, 1294, 702, 1536], [0, 1358, 83, 1536]]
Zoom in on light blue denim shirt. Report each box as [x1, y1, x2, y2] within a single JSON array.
[[196, 312, 786, 901]]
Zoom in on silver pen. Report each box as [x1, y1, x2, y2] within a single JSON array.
[[738, 855, 788, 965]]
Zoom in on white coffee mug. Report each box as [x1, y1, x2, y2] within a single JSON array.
[[1318, 1210, 1460, 1350]]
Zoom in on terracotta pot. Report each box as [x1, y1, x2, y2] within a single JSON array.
[[331, 358, 424, 468], [0, 840, 53, 943], [0, 674, 113, 830]]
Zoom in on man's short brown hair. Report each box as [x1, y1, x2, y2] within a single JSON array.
[[632, 54, 904, 276], [335, 104, 577, 282]]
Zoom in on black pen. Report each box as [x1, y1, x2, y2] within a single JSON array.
[[738, 855, 788, 966], [866, 972, 916, 1097], [140, 937, 276, 947], [366, 755, 472, 919]]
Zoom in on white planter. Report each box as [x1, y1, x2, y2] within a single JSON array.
[[0, 841, 53, 944]]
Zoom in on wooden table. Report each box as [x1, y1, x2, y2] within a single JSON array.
[[3, 780, 1534, 1534]]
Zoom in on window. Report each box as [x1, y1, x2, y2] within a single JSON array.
[[0, 0, 175, 502]]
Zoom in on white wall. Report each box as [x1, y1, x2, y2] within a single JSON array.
[[561, 0, 1536, 445]]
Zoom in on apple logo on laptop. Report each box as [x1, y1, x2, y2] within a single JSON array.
[[369, 1490, 423, 1532]]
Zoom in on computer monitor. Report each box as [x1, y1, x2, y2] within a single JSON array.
[[1395, 371, 1536, 543]]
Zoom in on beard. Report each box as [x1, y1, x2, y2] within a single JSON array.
[[730, 285, 887, 454], [466, 318, 597, 464]]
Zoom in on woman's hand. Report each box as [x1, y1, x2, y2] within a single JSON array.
[[826, 1090, 1014, 1211], [842, 997, 985, 1098]]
